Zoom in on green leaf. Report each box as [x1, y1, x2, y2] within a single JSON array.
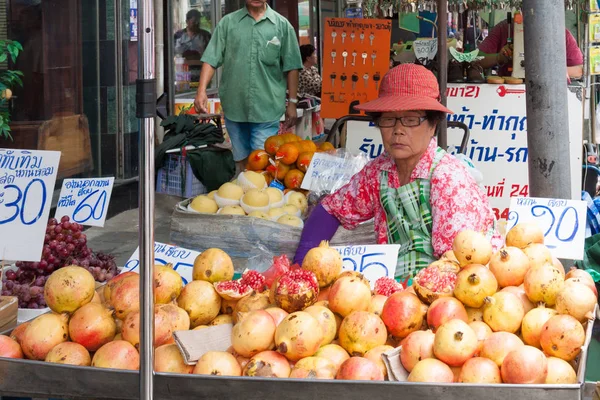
[[0, 54, 7, 63]]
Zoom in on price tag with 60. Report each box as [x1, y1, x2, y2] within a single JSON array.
[[332, 244, 399, 289], [0, 149, 61, 262], [507, 197, 587, 260], [122, 242, 200, 284], [54, 178, 115, 227]]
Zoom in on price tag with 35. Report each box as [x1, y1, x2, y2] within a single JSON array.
[[54, 178, 115, 227], [507, 197, 587, 260], [332, 244, 399, 289], [0, 149, 61, 262]]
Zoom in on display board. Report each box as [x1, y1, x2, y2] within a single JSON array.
[[321, 18, 392, 119]]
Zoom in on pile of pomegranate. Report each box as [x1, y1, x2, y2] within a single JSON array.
[[1, 216, 118, 309], [0, 225, 597, 386]]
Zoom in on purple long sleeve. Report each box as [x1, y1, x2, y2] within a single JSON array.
[[294, 203, 341, 265]]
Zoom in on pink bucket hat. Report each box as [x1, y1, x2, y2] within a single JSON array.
[[356, 64, 453, 114]]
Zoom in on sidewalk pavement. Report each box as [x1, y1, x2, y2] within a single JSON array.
[[85, 194, 182, 267]]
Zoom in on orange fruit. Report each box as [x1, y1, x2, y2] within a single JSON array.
[[275, 143, 299, 165], [318, 142, 335, 152], [247, 150, 270, 171], [264, 136, 285, 156], [284, 169, 305, 189], [281, 133, 300, 143], [267, 162, 291, 181], [297, 140, 317, 154], [296, 152, 315, 173]]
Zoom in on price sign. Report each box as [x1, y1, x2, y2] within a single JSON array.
[[54, 178, 115, 227], [301, 152, 368, 192], [333, 244, 399, 289], [507, 197, 587, 260], [122, 242, 201, 285], [0, 149, 61, 262]]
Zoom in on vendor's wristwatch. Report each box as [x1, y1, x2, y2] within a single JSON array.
[[288, 98, 298, 104]]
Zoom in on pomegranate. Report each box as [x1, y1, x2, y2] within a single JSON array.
[[239, 269, 267, 292], [275, 311, 323, 361], [232, 310, 276, 357], [565, 277, 598, 297], [209, 314, 233, 326], [501, 345, 548, 384], [369, 295, 388, 316], [364, 345, 394, 379], [523, 265, 564, 306], [154, 264, 183, 304], [243, 350, 291, 377], [480, 332, 524, 366], [452, 229, 493, 267], [302, 241, 343, 288], [454, 264, 498, 308], [265, 307, 289, 326], [91, 292, 102, 304], [433, 319, 478, 367], [555, 281, 597, 323], [465, 307, 484, 322], [336, 357, 384, 381], [177, 280, 221, 327], [482, 292, 525, 333], [458, 357, 501, 383], [9, 322, 29, 345], [154, 344, 193, 374], [500, 285, 535, 314], [192, 248, 234, 283], [373, 277, 403, 297], [193, 351, 242, 376], [523, 243, 553, 269], [314, 344, 350, 372], [221, 298, 238, 315], [381, 292, 427, 339], [328, 274, 372, 317], [44, 266, 96, 313], [426, 297, 468, 332], [442, 250, 460, 264], [45, 342, 91, 366], [469, 321, 492, 356], [506, 222, 545, 248], [338, 311, 387, 356], [110, 275, 140, 320], [227, 347, 251, 369], [157, 303, 191, 331], [565, 267, 595, 286], [214, 279, 256, 301], [263, 255, 292, 288], [20, 313, 69, 360], [233, 291, 270, 323], [545, 357, 577, 384], [399, 330, 435, 372], [407, 358, 454, 383], [540, 315, 585, 361], [304, 305, 337, 345], [103, 271, 137, 305], [272, 269, 319, 313], [552, 257, 566, 278], [68, 302, 117, 351], [317, 287, 331, 302], [521, 306, 558, 348], [122, 308, 173, 349], [290, 356, 337, 379], [0, 335, 23, 358], [91, 340, 139, 370], [488, 247, 530, 287], [413, 260, 459, 304]]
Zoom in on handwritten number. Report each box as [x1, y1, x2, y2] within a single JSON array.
[[21, 179, 46, 225], [0, 184, 22, 224], [359, 253, 388, 275], [555, 207, 578, 242], [72, 189, 107, 223], [506, 210, 519, 232], [0, 179, 46, 225], [531, 205, 555, 237], [343, 257, 358, 272]]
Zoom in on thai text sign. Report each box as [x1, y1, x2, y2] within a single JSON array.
[[0, 149, 61, 261], [333, 244, 399, 288], [54, 178, 115, 227]]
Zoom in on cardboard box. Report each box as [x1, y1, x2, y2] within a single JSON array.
[[0, 296, 18, 332]]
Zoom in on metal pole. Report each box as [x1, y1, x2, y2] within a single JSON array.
[[137, 0, 156, 398], [522, 1, 572, 199], [437, 0, 448, 149]]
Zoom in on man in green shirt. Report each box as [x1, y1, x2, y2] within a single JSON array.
[[194, 0, 303, 169]]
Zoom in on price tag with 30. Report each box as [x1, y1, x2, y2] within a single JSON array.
[[54, 178, 115, 227], [507, 197, 587, 260], [333, 244, 399, 289]]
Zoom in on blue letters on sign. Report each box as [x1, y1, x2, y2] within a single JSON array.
[[343, 252, 389, 276], [506, 204, 580, 248]]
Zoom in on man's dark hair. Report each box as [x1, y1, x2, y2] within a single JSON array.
[[186, 9, 202, 21], [300, 44, 316, 63]]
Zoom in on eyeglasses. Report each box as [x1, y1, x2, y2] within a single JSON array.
[[376, 116, 427, 128]]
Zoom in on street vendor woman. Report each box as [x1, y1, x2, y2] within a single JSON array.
[[294, 64, 503, 280]]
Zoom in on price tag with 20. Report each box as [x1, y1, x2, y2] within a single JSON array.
[[0, 149, 61, 262], [54, 178, 115, 227], [507, 197, 587, 260]]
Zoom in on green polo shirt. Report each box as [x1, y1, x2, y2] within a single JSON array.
[[201, 6, 303, 123]]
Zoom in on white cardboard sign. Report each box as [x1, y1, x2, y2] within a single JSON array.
[[0, 149, 61, 262], [122, 242, 201, 285], [301, 152, 367, 192], [507, 197, 587, 260], [333, 244, 399, 289], [54, 178, 115, 227]]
